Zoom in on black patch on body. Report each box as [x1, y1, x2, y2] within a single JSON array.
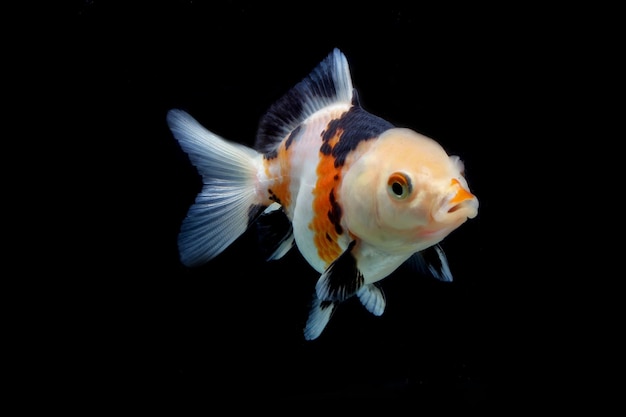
[[321, 106, 394, 167], [327, 189, 343, 235], [285, 124, 302, 150], [268, 189, 282, 205]]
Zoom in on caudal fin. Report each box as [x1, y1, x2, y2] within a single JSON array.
[[167, 109, 264, 267]]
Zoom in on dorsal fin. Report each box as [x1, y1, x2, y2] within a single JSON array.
[[254, 48, 355, 153]]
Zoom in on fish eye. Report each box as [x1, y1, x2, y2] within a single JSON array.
[[387, 172, 412, 200]]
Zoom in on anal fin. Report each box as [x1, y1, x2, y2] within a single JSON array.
[[304, 294, 337, 341], [255, 203, 295, 261]]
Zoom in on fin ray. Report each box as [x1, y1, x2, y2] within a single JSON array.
[[405, 244, 454, 282], [357, 284, 386, 316], [255, 48, 354, 153], [304, 294, 337, 340], [256, 203, 296, 261], [315, 241, 364, 302], [167, 109, 263, 267]]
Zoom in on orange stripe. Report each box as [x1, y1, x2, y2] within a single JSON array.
[[309, 130, 344, 266]]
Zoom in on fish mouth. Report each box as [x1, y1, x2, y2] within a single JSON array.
[[434, 179, 479, 222], [422, 191, 478, 239], [446, 197, 479, 218]]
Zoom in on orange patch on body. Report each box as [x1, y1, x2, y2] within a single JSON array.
[[264, 142, 292, 208], [309, 130, 344, 266]]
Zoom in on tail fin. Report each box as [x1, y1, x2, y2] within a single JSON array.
[[167, 109, 264, 267]]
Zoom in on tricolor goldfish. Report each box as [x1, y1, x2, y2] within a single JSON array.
[[167, 48, 479, 340]]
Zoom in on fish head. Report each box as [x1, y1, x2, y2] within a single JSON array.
[[341, 128, 479, 252]]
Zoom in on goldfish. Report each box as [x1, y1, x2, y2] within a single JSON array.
[[166, 48, 479, 340]]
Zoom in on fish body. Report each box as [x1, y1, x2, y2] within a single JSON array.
[[167, 49, 479, 340]]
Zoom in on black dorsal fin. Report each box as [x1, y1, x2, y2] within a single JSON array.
[[254, 48, 354, 154]]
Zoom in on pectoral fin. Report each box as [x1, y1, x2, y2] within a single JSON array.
[[356, 284, 386, 316], [315, 241, 364, 302], [406, 244, 453, 282]]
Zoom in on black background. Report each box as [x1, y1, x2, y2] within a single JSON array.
[[37, 0, 614, 413]]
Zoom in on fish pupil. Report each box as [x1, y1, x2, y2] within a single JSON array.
[[387, 172, 412, 199], [391, 182, 404, 196]]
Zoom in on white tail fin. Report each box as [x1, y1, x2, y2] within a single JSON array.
[[167, 109, 263, 267]]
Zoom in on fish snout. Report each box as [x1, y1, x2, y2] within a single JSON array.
[[433, 179, 479, 223]]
